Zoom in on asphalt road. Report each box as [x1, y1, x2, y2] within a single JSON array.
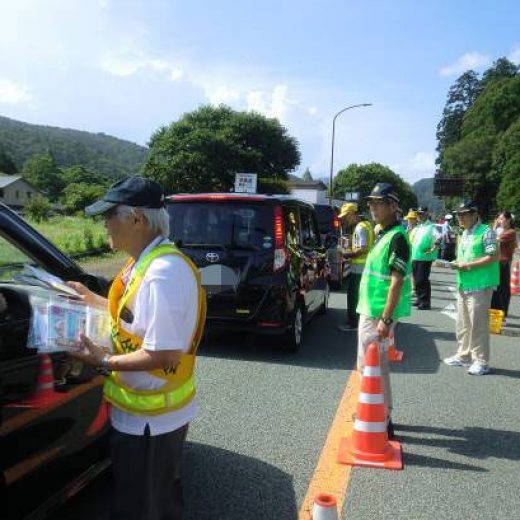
[[55, 266, 520, 520]]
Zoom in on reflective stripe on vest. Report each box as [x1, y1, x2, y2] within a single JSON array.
[[351, 220, 376, 265], [456, 224, 499, 292], [104, 243, 207, 416], [411, 222, 438, 261], [356, 225, 412, 320]]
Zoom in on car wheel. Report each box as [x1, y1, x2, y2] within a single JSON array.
[[279, 303, 303, 352], [318, 282, 329, 315]]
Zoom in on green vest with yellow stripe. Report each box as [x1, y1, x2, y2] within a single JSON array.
[[356, 225, 412, 319], [104, 243, 206, 416]]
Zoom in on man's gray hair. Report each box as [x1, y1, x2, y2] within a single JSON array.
[[117, 205, 170, 238]]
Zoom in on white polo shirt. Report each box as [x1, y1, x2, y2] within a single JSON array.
[[110, 237, 199, 436]]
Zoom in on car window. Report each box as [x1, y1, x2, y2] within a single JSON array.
[[284, 207, 301, 247], [300, 209, 320, 248], [0, 233, 35, 281], [168, 202, 274, 250], [314, 205, 335, 234]]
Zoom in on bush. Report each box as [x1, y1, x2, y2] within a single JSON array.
[[25, 195, 52, 223]]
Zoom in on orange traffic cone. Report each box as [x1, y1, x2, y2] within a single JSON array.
[[510, 261, 520, 296], [337, 342, 403, 470], [311, 494, 338, 520], [8, 353, 65, 408], [387, 328, 403, 362]]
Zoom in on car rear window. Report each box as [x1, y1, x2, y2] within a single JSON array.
[[314, 205, 336, 234], [167, 202, 274, 250]]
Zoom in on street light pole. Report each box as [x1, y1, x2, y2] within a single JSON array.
[[329, 103, 372, 205]]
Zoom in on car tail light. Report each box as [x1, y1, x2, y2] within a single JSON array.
[[273, 205, 287, 272], [333, 214, 340, 230]]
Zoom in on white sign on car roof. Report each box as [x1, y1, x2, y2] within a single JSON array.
[[234, 173, 257, 193]]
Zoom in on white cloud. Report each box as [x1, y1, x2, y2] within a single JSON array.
[[100, 56, 184, 81], [439, 52, 491, 77], [246, 84, 295, 121], [409, 151, 435, 173], [205, 86, 240, 105], [509, 45, 520, 65], [0, 80, 31, 105], [307, 106, 318, 116]]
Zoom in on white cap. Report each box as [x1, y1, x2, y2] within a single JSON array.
[[445, 214, 453, 220]]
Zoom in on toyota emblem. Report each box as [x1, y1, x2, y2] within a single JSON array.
[[206, 252, 220, 263]]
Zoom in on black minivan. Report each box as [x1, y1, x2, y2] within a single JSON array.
[[167, 194, 329, 351]]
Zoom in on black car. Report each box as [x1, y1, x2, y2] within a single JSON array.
[[0, 203, 110, 520], [314, 203, 349, 289], [167, 194, 329, 351]]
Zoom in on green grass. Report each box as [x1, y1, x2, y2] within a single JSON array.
[[29, 216, 109, 255]]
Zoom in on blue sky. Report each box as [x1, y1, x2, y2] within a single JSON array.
[[1, 0, 519, 184]]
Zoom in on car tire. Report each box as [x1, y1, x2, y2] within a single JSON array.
[[318, 282, 329, 315], [279, 302, 303, 352]]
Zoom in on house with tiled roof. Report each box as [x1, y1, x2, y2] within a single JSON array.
[[0, 174, 42, 210]]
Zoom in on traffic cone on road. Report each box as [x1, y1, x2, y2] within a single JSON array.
[[8, 353, 65, 408], [337, 342, 403, 470], [510, 261, 520, 296], [387, 328, 404, 362], [311, 494, 338, 520]]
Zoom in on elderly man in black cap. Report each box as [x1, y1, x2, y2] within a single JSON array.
[[68, 176, 206, 520], [356, 183, 412, 437], [444, 200, 499, 376]]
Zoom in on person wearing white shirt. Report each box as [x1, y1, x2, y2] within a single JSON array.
[[69, 177, 204, 520]]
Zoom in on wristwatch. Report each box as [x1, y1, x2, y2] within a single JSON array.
[[98, 353, 112, 375], [381, 316, 393, 326]]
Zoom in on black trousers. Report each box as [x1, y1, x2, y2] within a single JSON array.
[[491, 261, 511, 316], [346, 272, 362, 326], [110, 424, 189, 520], [412, 260, 432, 306]]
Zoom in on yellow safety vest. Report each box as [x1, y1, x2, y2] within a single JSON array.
[[103, 243, 207, 415], [351, 220, 376, 265]]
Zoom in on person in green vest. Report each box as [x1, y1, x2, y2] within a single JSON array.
[[444, 200, 499, 376], [357, 183, 412, 438], [67, 177, 206, 519], [337, 202, 375, 331], [411, 206, 441, 310]]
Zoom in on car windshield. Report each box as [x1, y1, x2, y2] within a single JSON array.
[[168, 202, 274, 251], [0, 232, 37, 282]]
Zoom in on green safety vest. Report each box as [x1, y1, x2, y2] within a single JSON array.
[[104, 243, 206, 416], [456, 223, 499, 292], [351, 220, 376, 265], [357, 225, 412, 320], [411, 221, 438, 261]]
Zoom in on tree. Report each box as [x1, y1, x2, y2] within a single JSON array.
[[21, 151, 64, 200], [0, 148, 17, 175], [302, 167, 313, 181], [480, 57, 519, 91], [59, 165, 107, 187], [61, 182, 106, 215], [332, 163, 417, 213], [436, 70, 481, 166], [25, 195, 52, 223], [495, 117, 520, 214], [143, 105, 300, 194]]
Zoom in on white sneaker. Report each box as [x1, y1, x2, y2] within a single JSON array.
[[443, 355, 471, 367], [467, 361, 490, 376]]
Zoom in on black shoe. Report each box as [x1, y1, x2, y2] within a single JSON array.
[[387, 419, 396, 440], [412, 301, 419, 307], [417, 304, 431, 310]]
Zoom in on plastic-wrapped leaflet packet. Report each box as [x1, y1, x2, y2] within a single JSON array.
[[28, 295, 112, 353]]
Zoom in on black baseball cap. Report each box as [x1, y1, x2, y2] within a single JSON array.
[[453, 200, 478, 214], [85, 176, 165, 216], [365, 183, 400, 205]]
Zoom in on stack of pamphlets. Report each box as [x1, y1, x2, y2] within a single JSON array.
[[15, 264, 81, 297]]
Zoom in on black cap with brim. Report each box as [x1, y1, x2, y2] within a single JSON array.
[[365, 182, 400, 205], [85, 176, 165, 216], [453, 200, 478, 214]]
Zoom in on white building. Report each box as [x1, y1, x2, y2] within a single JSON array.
[[0, 175, 42, 210], [290, 178, 329, 204]]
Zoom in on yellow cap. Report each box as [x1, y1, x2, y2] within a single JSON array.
[[405, 210, 418, 220], [338, 202, 358, 218]]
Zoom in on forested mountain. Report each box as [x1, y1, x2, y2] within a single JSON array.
[[0, 115, 147, 178], [412, 178, 445, 215]]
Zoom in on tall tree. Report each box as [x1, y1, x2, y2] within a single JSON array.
[[21, 151, 64, 200], [302, 167, 313, 181], [436, 70, 481, 166], [143, 105, 300, 194], [0, 148, 17, 175], [332, 163, 417, 213], [480, 57, 519, 91]]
